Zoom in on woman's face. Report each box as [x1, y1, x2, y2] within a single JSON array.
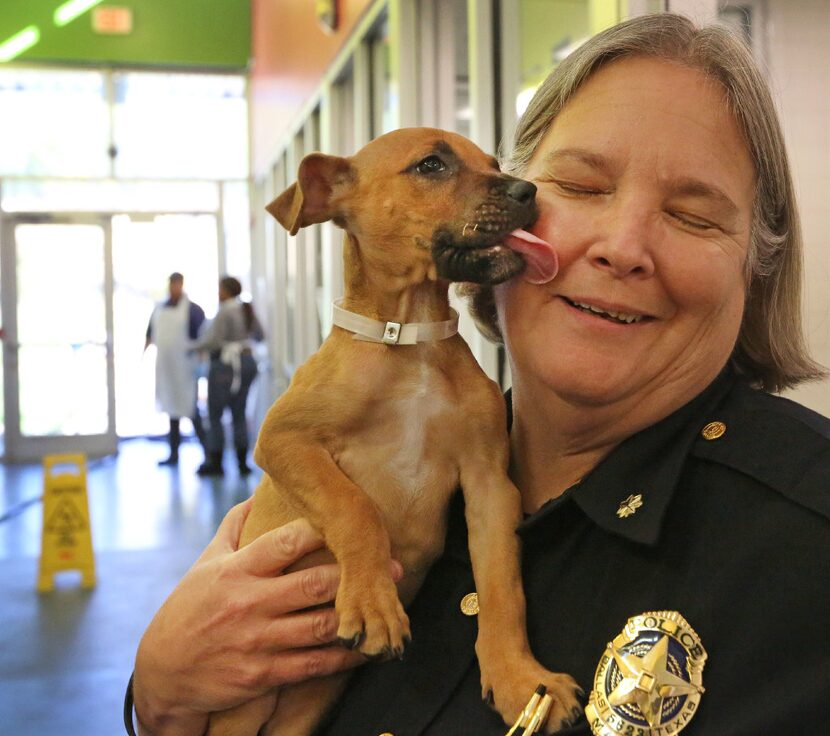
[[496, 56, 755, 411]]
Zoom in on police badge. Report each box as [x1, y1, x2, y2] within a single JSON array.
[[585, 611, 706, 736]]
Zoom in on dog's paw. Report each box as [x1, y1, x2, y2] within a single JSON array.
[[481, 660, 583, 734], [334, 576, 411, 659]]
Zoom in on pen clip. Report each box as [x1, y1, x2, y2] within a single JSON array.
[[505, 684, 547, 736], [524, 693, 554, 735]]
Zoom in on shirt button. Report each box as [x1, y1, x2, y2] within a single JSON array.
[[701, 421, 726, 440], [460, 592, 479, 615]]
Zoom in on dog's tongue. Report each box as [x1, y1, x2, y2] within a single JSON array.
[[504, 229, 559, 284]]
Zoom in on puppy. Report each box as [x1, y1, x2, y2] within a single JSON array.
[[208, 128, 577, 735]]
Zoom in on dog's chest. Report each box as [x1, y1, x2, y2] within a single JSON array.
[[333, 365, 461, 560], [337, 382, 459, 495]]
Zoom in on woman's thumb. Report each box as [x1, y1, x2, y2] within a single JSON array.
[[199, 497, 255, 559]]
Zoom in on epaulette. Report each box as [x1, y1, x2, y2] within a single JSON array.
[[691, 381, 830, 521]]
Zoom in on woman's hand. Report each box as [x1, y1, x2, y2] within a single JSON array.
[[133, 499, 397, 735]]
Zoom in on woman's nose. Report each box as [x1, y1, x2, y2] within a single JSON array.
[[585, 207, 656, 278]]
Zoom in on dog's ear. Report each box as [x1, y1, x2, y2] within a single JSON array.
[[266, 153, 353, 235]]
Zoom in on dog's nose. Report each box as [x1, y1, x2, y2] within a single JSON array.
[[506, 179, 537, 204]]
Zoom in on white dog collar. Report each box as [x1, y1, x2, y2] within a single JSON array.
[[331, 299, 459, 345]]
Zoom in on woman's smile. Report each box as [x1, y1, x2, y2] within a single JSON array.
[[557, 295, 654, 325]]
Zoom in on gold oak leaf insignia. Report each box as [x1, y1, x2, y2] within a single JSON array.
[[617, 493, 643, 518]]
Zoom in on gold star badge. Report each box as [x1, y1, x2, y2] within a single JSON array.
[[608, 633, 702, 727], [617, 494, 643, 518], [586, 611, 707, 736]]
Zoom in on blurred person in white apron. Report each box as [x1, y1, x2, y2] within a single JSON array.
[[145, 272, 206, 466]]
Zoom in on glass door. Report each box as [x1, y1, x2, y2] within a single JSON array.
[[111, 212, 219, 439], [1, 216, 117, 462]]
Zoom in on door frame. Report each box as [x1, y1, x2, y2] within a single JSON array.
[[1, 212, 117, 463]]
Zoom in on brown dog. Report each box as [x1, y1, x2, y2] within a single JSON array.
[[207, 128, 579, 735]]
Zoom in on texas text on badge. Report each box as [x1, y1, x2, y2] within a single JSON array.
[[585, 611, 707, 736]]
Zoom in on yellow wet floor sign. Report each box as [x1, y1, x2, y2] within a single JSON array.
[[38, 454, 96, 592]]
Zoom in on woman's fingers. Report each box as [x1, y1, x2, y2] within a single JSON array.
[[263, 645, 366, 688], [236, 518, 325, 577], [257, 558, 404, 617], [263, 608, 340, 651], [259, 563, 342, 616]]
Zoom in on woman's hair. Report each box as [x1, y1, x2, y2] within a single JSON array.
[[219, 275, 242, 298], [460, 12, 825, 392], [220, 275, 259, 333]]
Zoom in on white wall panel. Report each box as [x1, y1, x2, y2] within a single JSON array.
[[766, 0, 830, 413]]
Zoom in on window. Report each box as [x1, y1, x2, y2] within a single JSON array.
[[514, 0, 621, 118], [369, 16, 394, 137], [112, 72, 248, 179], [0, 69, 109, 177], [1, 178, 219, 213], [0, 69, 248, 181]]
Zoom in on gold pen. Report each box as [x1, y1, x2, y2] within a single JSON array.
[[505, 684, 546, 736]]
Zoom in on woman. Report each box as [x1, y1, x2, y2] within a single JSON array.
[[128, 14, 829, 736], [193, 276, 264, 477]]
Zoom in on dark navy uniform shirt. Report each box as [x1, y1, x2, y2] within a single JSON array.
[[318, 369, 830, 736]]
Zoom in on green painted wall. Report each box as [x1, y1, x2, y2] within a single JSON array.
[[1, 0, 250, 69], [520, 0, 621, 91]]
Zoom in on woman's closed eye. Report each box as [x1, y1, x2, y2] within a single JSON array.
[[667, 210, 721, 232], [537, 178, 610, 197]]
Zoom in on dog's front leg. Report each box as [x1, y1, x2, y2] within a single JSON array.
[[458, 409, 581, 732], [253, 432, 410, 658]]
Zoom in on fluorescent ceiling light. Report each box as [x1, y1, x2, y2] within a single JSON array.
[[53, 0, 105, 27], [0, 26, 41, 62]]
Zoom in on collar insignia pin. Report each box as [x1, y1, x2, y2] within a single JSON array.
[[617, 493, 643, 518], [586, 611, 707, 736]]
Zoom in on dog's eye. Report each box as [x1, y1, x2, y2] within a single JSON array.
[[415, 156, 447, 175]]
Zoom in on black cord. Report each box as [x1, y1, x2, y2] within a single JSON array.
[[123, 671, 138, 736]]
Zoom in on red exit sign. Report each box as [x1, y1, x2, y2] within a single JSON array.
[[92, 6, 134, 35]]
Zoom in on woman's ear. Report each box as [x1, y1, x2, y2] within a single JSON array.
[[265, 153, 354, 235]]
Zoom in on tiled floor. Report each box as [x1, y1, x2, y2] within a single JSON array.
[[0, 439, 259, 736]]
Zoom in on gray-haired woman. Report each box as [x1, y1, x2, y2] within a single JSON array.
[[128, 14, 829, 736]]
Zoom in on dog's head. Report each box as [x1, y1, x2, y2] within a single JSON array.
[[266, 128, 540, 285]]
